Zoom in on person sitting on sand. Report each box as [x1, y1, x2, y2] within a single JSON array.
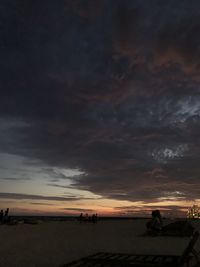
[[146, 210, 163, 235]]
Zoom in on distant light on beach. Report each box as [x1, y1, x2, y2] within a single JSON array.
[[187, 205, 200, 219]]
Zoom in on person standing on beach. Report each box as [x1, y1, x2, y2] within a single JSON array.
[[5, 208, 9, 216], [92, 214, 96, 223], [4, 208, 9, 223], [85, 213, 89, 222], [79, 213, 83, 223]]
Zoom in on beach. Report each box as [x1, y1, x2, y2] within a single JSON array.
[[0, 219, 199, 267]]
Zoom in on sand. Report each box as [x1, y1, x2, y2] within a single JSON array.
[[0, 219, 200, 267]]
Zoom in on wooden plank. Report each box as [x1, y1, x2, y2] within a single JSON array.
[[90, 252, 109, 259]]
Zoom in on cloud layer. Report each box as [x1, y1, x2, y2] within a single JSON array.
[[1, 1, 200, 213]]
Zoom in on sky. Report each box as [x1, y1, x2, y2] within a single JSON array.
[[0, 0, 200, 217]]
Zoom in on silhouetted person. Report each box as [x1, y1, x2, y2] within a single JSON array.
[[0, 210, 3, 223], [79, 213, 83, 223], [155, 210, 163, 228], [92, 214, 97, 224], [5, 208, 9, 216], [146, 210, 163, 235], [85, 213, 88, 222], [4, 208, 9, 223]]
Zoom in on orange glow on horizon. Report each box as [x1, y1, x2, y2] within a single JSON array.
[[1, 197, 200, 217]]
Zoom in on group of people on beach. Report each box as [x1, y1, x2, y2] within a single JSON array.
[[0, 208, 9, 224], [79, 213, 98, 223]]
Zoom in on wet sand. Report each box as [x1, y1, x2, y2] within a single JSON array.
[[0, 219, 199, 267]]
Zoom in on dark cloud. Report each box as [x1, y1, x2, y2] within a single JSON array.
[[62, 207, 94, 212], [46, 183, 77, 189], [0, 1, 200, 210], [0, 192, 85, 201], [0, 177, 30, 181], [71, 173, 199, 203], [29, 202, 55, 206]]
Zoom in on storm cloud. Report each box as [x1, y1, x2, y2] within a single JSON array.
[[0, 1, 200, 213]]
